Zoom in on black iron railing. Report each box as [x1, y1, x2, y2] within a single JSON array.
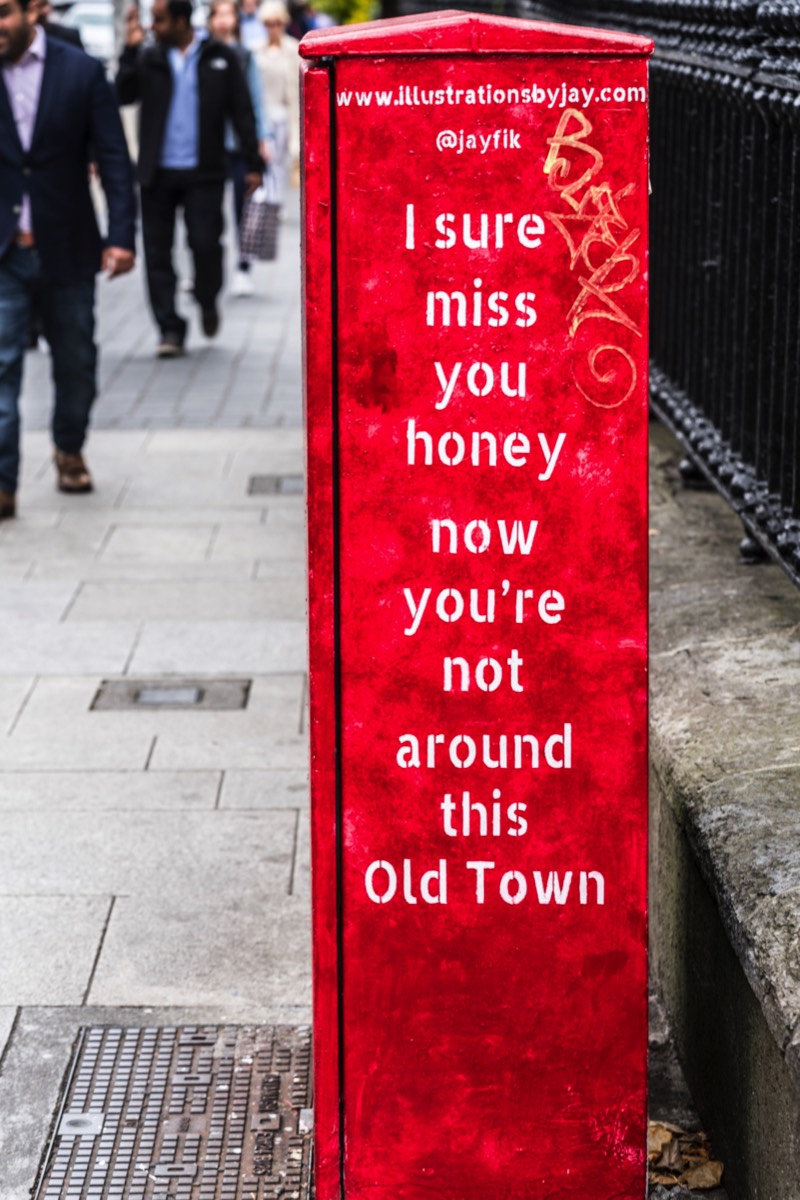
[[517, 0, 800, 584]]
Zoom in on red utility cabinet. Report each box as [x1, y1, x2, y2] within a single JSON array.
[[302, 12, 652, 1199]]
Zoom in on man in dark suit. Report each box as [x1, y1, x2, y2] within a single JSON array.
[[22, 0, 83, 353], [0, 0, 136, 517], [117, 0, 262, 356]]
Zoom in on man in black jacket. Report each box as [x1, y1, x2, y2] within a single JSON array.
[[117, 0, 262, 356]]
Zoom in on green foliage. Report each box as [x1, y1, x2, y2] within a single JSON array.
[[316, 0, 377, 26]]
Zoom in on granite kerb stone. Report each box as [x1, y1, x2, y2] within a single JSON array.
[[649, 420, 800, 1097]]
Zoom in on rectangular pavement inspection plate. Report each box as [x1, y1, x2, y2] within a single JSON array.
[[36, 1025, 312, 1200], [92, 680, 252, 711]]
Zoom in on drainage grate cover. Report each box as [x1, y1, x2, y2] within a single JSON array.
[[36, 1025, 312, 1200], [247, 475, 304, 496], [92, 679, 252, 712]]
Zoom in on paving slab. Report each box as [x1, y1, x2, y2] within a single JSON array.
[[0, 622, 138, 676], [128, 618, 307, 674], [13, 481, 130, 514], [150, 733, 308, 771], [118, 476, 278, 509], [0, 562, 38, 581], [58, 505, 266, 530], [65, 577, 306, 621], [0, 522, 111, 560], [0, 1006, 78, 1200], [110, 449, 234, 479], [0, 730, 152, 771], [144, 429, 304, 455], [0, 582, 77, 622], [266, 503, 306, 530], [27, 555, 260, 582], [0, 770, 220, 811], [99, 523, 216, 562], [211, 524, 307, 561], [11, 674, 305, 743], [2, 806, 298, 896], [255, 557, 311, 581], [88, 893, 312, 1010], [218, 768, 309, 810], [0, 895, 111, 1006]]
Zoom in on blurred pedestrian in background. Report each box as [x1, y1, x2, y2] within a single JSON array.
[[307, 3, 335, 30], [117, 0, 262, 357], [238, 0, 265, 50], [285, 0, 310, 40], [208, 0, 272, 297], [255, 1, 298, 206], [31, 0, 84, 48], [0, 0, 136, 517]]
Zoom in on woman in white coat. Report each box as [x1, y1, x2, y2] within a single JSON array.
[[255, 1, 300, 205]]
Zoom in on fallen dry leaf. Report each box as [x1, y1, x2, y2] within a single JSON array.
[[682, 1160, 725, 1189], [648, 1124, 673, 1158], [648, 1121, 724, 1192], [656, 1137, 685, 1171]]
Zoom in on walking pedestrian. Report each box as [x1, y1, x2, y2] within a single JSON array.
[[23, 0, 84, 355], [207, 0, 271, 297], [30, 0, 84, 48], [117, 0, 263, 357], [254, 1, 298, 207], [285, 0, 311, 41], [238, 0, 265, 51], [0, 0, 136, 518]]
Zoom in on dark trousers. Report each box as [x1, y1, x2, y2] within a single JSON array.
[[0, 244, 95, 494], [226, 151, 250, 272], [140, 169, 225, 337]]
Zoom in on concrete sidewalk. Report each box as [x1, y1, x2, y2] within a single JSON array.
[[0, 195, 312, 1199]]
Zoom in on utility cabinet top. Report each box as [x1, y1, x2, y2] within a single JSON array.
[[299, 9, 654, 60]]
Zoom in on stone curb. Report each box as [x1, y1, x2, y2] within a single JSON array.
[[649, 419, 800, 1198]]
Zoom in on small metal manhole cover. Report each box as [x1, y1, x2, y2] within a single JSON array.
[[36, 1025, 312, 1200], [92, 679, 252, 712], [248, 475, 304, 496]]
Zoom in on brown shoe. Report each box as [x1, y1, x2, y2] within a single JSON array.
[[0, 489, 16, 519], [54, 449, 93, 494]]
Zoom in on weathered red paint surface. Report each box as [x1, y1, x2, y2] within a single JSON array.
[[303, 14, 652, 1199]]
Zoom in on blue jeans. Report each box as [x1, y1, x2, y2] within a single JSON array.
[[0, 245, 96, 494]]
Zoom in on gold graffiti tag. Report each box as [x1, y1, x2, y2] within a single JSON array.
[[544, 109, 642, 408]]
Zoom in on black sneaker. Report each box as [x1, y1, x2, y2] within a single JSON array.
[[157, 331, 185, 358], [201, 305, 220, 338]]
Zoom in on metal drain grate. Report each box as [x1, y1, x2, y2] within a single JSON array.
[[247, 475, 304, 496], [36, 1025, 312, 1200], [92, 679, 252, 711]]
